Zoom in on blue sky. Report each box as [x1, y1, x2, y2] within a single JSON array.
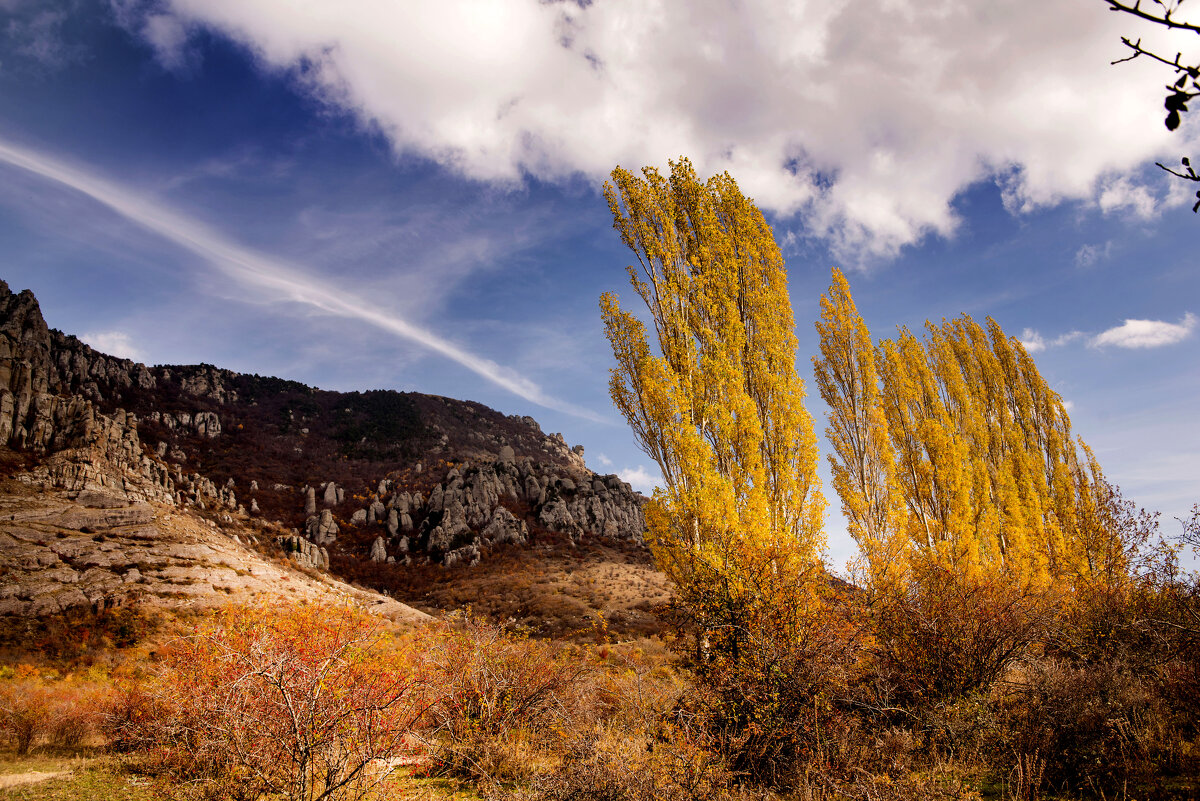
[[0, 0, 1196, 570]]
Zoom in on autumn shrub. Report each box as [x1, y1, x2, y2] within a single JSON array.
[[672, 580, 872, 790], [870, 558, 1058, 705], [104, 676, 165, 753], [414, 614, 591, 783], [0, 675, 53, 754], [996, 553, 1200, 796], [995, 657, 1158, 795], [490, 720, 746, 801], [125, 601, 433, 801], [48, 680, 112, 748], [0, 669, 112, 754]]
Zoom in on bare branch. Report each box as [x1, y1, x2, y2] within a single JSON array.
[[1105, 0, 1200, 35]]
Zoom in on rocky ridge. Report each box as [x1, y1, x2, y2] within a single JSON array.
[[314, 454, 644, 568], [0, 279, 647, 614]]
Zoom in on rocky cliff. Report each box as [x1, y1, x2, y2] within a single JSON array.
[[0, 280, 646, 596]]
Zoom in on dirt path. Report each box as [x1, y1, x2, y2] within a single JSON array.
[[0, 771, 66, 789]]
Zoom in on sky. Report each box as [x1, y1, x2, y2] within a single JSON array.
[[0, 0, 1196, 571]]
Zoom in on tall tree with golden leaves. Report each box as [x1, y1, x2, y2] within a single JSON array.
[[813, 268, 904, 582], [599, 158, 824, 650], [818, 271, 1125, 588]]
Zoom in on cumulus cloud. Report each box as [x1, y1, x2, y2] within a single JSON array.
[[1097, 176, 1159, 219], [618, 465, 660, 495], [1092, 313, 1197, 349], [81, 330, 145, 361], [1020, 328, 1083, 353], [112, 0, 1196, 261]]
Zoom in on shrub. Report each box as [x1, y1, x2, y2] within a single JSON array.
[[0, 676, 53, 755], [49, 681, 111, 748], [491, 722, 743, 801], [870, 559, 1058, 704], [997, 658, 1156, 794], [415, 614, 590, 782], [680, 583, 871, 789], [126, 601, 432, 801], [0, 670, 111, 754]]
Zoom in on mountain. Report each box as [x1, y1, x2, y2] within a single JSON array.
[[0, 280, 656, 635]]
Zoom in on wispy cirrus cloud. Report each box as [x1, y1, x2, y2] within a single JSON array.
[[3, 8, 86, 69], [0, 136, 602, 421], [1092, 313, 1197, 349]]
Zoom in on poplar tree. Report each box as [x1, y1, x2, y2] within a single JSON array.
[[815, 269, 1124, 587], [600, 158, 825, 649], [813, 268, 904, 583]]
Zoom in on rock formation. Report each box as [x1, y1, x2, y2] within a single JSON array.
[[294, 457, 643, 566], [0, 278, 648, 592]]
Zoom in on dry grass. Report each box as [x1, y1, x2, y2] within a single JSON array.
[[340, 539, 672, 641]]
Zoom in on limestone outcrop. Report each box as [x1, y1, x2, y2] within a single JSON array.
[[279, 534, 329, 570], [0, 485, 425, 621], [0, 282, 178, 505], [298, 458, 644, 567]]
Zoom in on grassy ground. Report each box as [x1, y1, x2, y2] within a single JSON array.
[[0, 749, 485, 801], [0, 751, 156, 801]]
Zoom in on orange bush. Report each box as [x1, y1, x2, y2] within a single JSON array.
[[0, 670, 112, 754], [0, 677, 53, 755], [125, 602, 434, 801], [412, 614, 590, 781]]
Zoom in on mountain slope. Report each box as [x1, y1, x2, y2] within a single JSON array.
[[0, 279, 654, 633]]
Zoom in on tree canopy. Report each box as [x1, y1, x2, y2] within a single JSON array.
[[815, 268, 1132, 589], [600, 158, 825, 642]]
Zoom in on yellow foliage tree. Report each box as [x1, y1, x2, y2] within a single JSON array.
[[813, 267, 905, 583], [815, 269, 1123, 588], [600, 158, 825, 652]]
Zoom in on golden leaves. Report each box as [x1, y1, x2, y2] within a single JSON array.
[[816, 269, 1121, 589], [600, 157, 824, 610]]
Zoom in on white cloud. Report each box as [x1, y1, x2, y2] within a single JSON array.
[[618, 465, 660, 495], [5, 10, 85, 68], [1020, 329, 1047, 353], [1097, 176, 1158, 219], [595, 452, 613, 468], [0, 136, 602, 421], [81, 330, 145, 362], [140, 13, 196, 72], [1074, 241, 1112, 269], [114, 0, 1197, 261], [1020, 328, 1083, 353], [1092, 313, 1197, 349]]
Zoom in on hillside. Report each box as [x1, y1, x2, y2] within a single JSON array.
[[0, 279, 655, 635]]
